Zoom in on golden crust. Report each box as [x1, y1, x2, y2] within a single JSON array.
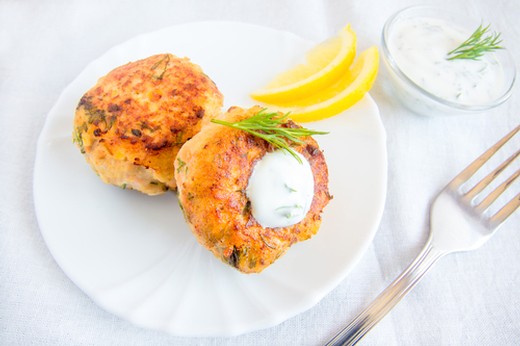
[[73, 53, 223, 195], [175, 106, 331, 273]]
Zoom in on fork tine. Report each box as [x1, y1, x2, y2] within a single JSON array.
[[489, 191, 520, 227], [449, 124, 520, 189], [475, 168, 520, 213], [465, 149, 520, 202]]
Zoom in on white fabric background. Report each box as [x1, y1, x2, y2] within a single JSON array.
[[1, 0, 519, 345]]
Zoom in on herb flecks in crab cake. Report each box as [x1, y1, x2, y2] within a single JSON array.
[[73, 53, 223, 195], [174, 106, 331, 273]]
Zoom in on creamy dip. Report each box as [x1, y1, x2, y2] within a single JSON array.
[[388, 17, 504, 104], [246, 150, 314, 228]]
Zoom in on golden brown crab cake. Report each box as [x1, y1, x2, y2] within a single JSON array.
[[175, 105, 331, 273], [73, 53, 223, 195]]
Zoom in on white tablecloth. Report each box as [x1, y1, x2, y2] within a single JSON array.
[[2, 0, 519, 345]]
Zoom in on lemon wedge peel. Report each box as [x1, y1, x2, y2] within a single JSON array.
[[250, 25, 357, 104], [268, 46, 380, 123]]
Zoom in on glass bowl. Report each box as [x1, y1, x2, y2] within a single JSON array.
[[381, 6, 516, 116]]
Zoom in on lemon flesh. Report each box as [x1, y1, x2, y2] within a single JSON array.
[[269, 46, 380, 122], [250, 25, 357, 103]]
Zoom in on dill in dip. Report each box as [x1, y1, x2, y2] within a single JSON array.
[[388, 17, 505, 105]]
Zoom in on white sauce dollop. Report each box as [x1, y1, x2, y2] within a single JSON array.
[[246, 150, 314, 228], [389, 17, 504, 104]]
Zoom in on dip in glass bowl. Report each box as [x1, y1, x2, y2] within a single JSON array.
[[382, 6, 516, 116]]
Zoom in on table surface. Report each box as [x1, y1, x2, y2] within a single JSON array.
[[2, 0, 519, 345]]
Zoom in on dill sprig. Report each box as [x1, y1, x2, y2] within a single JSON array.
[[447, 24, 503, 61], [210, 109, 328, 163]]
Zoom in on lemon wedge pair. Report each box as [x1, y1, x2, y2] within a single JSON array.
[[250, 25, 379, 122]]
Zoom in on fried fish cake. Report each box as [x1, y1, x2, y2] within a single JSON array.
[[175, 106, 331, 273], [73, 53, 223, 195]]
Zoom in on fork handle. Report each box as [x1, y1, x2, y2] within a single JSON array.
[[325, 240, 445, 346]]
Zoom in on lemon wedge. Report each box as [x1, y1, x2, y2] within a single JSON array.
[[267, 46, 379, 122], [250, 25, 357, 103]]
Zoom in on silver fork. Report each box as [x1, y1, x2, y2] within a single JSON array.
[[326, 124, 520, 346]]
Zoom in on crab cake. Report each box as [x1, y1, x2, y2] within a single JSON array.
[[73, 53, 223, 195], [175, 106, 331, 273]]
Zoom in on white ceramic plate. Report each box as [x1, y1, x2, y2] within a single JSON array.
[[34, 21, 387, 337]]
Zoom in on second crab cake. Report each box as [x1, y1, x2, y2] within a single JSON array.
[[175, 106, 331, 273], [73, 53, 223, 195]]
